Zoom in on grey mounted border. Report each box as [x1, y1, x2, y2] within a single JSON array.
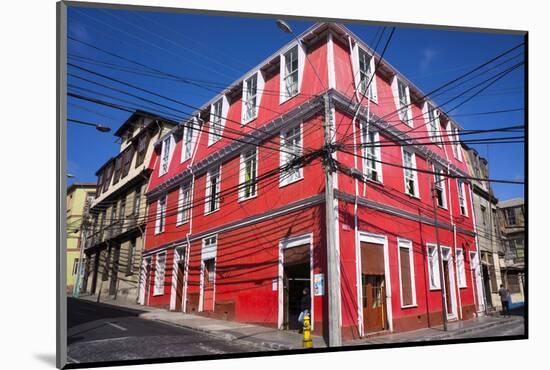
[[57, 2, 68, 369]]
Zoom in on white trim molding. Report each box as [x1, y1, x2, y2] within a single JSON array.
[[279, 42, 305, 104], [357, 231, 393, 334], [278, 233, 314, 331], [397, 238, 417, 308]]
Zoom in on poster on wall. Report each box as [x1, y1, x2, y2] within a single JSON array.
[[314, 273, 324, 296]]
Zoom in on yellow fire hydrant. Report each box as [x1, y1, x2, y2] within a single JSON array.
[[302, 313, 313, 348]]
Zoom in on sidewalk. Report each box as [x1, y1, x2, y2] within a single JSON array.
[[76, 294, 522, 350], [345, 314, 524, 346]]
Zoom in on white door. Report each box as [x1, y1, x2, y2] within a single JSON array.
[[138, 257, 151, 305], [442, 248, 458, 320], [470, 251, 485, 312]]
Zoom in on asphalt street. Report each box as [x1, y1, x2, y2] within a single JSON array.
[[67, 298, 256, 364]]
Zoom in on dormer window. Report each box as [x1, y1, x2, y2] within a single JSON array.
[[159, 135, 174, 177], [243, 74, 258, 124], [280, 44, 304, 104], [424, 102, 441, 144], [392, 78, 413, 127], [208, 97, 228, 146], [353, 45, 378, 101], [182, 118, 197, 162]]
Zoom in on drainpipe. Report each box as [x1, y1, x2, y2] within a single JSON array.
[[182, 116, 203, 313]]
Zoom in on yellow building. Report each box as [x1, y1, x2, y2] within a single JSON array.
[[67, 183, 96, 293]]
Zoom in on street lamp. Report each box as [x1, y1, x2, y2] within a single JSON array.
[[68, 118, 111, 133], [276, 19, 293, 34]]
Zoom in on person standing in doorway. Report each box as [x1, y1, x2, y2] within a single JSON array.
[[498, 284, 510, 316], [298, 288, 311, 333]]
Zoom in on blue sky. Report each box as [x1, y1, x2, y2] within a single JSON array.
[[67, 6, 525, 201]]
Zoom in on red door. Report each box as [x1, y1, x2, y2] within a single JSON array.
[[202, 259, 215, 311]]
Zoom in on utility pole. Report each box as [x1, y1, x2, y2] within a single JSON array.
[[275, 19, 341, 347], [431, 179, 448, 331], [323, 92, 342, 346]]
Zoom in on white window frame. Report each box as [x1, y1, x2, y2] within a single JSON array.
[[159, 135, 175, 177], [433, 166, 447, 209], [352, 44, 378, 102], [242, 71, 265, 124], [392, 77, 413, 127], [279, 43, 305, 104], [457, 180, 468, 216], [208, 96, 229, 146], [456, 248, 467, 288], [153, 252, 166, 296], [397, 238, 417, 308], [360, 123, 383, 183], [448, 124, 463, 161], [204, 165, 221, 215], [181, 117, 198, 163], [176, 182, 191, 226], [239, 147, 258, 201], [155, 195, 167, 234], [279, 123, 304, 187], [402, 148, 420, 198], [423, 102, 441, 145], [199, 235, 218, 312], [427, 244, 441, 290]]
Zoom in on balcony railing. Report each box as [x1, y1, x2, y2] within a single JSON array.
[[83, 216, 143, 249]]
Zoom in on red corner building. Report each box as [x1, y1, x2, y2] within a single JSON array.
[[139, 23, 486, 342]]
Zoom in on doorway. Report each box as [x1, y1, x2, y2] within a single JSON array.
[[470, 251, 485, 313], [360, 241, 388, 333], [441, 247, 457, 320], [482, 264, 493, 309], [139, 256, 151, 305], [201, 258, 216, 312], [282, 244, 310, 330], [175, 259, 186, 311]]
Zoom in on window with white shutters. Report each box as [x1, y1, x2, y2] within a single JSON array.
[[154, 253, 166, 295], [361, 124, 383, 182], [456, 249, 467, 288], [239, 148, 257, 200], [427, 245, 441, 289], [280, 124, 303, 186], [159, 136, 172, 176], [283, 46, 299, 100], [177, 182, 191, 225], [205, 166, 221, 214], [155, 195, 166, 234], [209, 99, 224, 145], [457, 180, 468, 216], [182, 121, 195, 161], [243, 74, 258, 123], [397, 80, 412, 125], [358, 48, 376, 99], [402, 149, 419, 197], [434, 167, 447, 208], [426, 103, 440, 143]]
